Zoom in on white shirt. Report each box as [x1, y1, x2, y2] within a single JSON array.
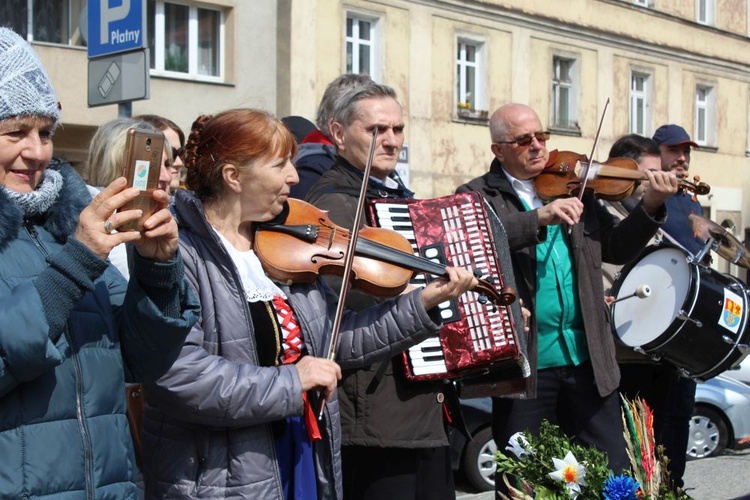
[[501, 169, 543, 210], [211, 226, 287, 303]]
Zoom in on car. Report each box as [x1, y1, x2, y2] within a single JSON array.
[[688, 373, 750, 459], [720, 356, 750, 385], [451, 373, 750, 492]]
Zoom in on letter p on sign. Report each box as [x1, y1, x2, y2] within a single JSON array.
[[100, 0, 131, 45]]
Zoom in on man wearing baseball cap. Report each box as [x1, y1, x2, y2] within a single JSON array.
[[653, 124, 699, 180], [651, 123, 702, 492], [653, 124, 704, 255]]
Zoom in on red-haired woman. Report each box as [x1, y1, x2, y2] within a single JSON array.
[[140, 108, 477, 499]]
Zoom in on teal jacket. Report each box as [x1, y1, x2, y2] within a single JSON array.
[[0, 162, 200, 499]]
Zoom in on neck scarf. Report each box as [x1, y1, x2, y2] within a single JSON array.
[[2, 169, 63, 217]]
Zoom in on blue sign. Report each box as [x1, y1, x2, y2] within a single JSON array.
[[88, 0, 146, 58]]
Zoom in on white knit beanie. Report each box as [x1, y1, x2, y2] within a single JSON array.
[[0, 28, 60, 124]]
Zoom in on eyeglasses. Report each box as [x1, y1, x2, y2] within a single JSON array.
[[172, 146, 184, 160], [494, 131, 551, 148]]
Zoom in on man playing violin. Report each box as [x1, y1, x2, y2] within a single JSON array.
[[306, 82, 458, 500], [457, 103, 678, 486]]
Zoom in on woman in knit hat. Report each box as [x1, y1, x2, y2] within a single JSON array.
[[0, 28, 200, 499]]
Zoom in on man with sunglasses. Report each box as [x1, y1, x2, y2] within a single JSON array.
[[457, 103, 678, 486]]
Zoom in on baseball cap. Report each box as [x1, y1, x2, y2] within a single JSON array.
[[652, 124, 698, 148]]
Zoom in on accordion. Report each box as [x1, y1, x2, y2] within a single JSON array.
[[368, 191, 530, 396]]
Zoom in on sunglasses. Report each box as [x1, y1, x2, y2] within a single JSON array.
[[494, 131, 551, 148], [171, 146, 184, 160]]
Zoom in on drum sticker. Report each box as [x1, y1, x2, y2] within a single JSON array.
[[719, 289, 744, 334]]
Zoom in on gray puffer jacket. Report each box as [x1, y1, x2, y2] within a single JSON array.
[[141, 189, 444, 499]]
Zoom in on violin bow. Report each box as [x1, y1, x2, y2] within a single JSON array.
[[566, 98, 609, 235], [576, 97, 610, 200], [317, 127, 379, 419]]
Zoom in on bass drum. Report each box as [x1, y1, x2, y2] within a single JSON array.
[[611, 245, 749, 380]]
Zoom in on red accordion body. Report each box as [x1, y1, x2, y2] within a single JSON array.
[[368, 192, 520, 382]]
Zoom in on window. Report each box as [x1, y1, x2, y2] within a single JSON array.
[[551, 56, 578, 129], [456, 38, 486, 117], [629, 71, 651, 135], [1, 0, 86, 46], [345, 13, 380, 80], [696, 0, 715, 25], [633, 0, 648, 6], [694, 84, 715, 146], [148, 0, 223, 80]]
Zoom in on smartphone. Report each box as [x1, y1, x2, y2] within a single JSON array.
[[119, 128, 165, 232]]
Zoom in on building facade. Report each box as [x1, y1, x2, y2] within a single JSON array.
[[6, 0, 750, 275]]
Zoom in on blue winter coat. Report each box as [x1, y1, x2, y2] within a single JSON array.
[[0, 162, 200, 499]]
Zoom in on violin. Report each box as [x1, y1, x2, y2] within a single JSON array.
[[535, 150, 710, 202], [253, 198, 516, 306]]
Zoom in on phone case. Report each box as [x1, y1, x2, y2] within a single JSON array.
[[119, 128, 165, 232]]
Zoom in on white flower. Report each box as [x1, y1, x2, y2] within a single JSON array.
[[505, 432, 533, 459], [548, 451, 587, 499]]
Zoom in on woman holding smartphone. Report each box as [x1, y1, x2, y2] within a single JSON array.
[[0, 28, 199, 499]]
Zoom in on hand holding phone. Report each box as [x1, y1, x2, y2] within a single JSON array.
[[119, 128, 165, 232]]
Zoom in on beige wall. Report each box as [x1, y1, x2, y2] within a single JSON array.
[[40, 0, 278, 168]]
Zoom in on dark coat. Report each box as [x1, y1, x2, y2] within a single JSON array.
[[0, 162, 199, 499], [290, 142, 337, 200], [457, 158, 666, 396], [306, 158, 449, 448], [141, 189, 444, 499]]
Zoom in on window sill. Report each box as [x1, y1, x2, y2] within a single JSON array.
[[149, 71, 231, 86], [549, 125, 581, 138], [698, 145, 718, 154], [454, 108, 489, 124]]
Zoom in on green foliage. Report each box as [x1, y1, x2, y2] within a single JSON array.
[[495, 421, 611, 499], [494, 419, 693, 500]]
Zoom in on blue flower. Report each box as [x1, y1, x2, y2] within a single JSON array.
[[602, 474, 640, 500]]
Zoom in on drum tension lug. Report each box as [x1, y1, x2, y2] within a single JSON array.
[[677, 311, 702, 328]]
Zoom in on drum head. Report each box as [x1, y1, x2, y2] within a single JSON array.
[[612, 247, 693, 348]]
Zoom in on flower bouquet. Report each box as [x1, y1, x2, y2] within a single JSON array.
[[493, 396, 692, 499]]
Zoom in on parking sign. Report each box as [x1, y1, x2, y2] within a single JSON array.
[[88, 0, 146, 58]]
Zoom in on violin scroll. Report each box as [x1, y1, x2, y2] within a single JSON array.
[[679, 175, 710, 197]]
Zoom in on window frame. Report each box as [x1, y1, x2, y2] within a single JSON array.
[[344, 11, 381, 82], [696, 0, 715, 25], [629, 69, 652, 136], [550, 53, 580, 131], [633, 0, 649, 6], [694, 83, 716, 147], [455, 35, 487, 119], [7, 0, 86, 47], [149, 0, 225, 83]]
